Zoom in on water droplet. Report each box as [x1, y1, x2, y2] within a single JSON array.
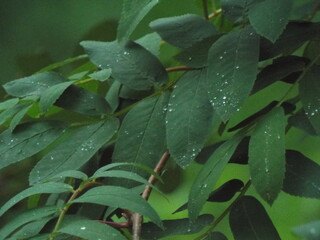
[[123, 51, 130, 55], [124, 131, 129, 135], [222, 96, 227, 100], [249, 32, 253, 36], [50, 156, 54, 160], [98, 64, 102, 68], [235, 66, 240, 69], [219, 56, 223, 60], [80, 226, 86, 230], [188, 57, 192, 61]]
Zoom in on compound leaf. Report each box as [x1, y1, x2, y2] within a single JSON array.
[[249, 107, 286, 205], [229, 196, 281, 240], [207, 26, 259, 122], [167, 70, 214, 168], [0, 206, 58, 239], [150, 14, 217, 49], [3, 72, 65, 98], [117, 0, 159, 43], [248, 0, 293, 43], [283, 150, 320, 199], [0, 121, 67, 170], [299, 65, 320, 135], [112, 95, 168, 183], [73, 186, 162, 228], [59, 218, 126, 240], [0, 182, 73, 216], [188, 137, 242, 221], [81, 40, 167, 90], [140, 214, 214, 239], [29, 118, 119, 184]]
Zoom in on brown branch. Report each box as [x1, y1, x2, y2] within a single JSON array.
[[131, 151, 171, 240]]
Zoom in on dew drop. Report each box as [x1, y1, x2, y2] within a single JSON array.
[[80, 226, 86, 230], [235, 66, 240, 69], [219, 56, 223, 60], [188, 57, 192, 61]]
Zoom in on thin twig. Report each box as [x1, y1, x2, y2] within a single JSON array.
[[131, 151, 171, 240], [208, 9, 222, 19], [202, 0, 209, 20]]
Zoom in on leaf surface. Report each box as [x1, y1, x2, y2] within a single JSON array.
[[207, 26, 259, 122], [140, 214, 214, 239], [188, 137, 242, 220], [29, 118, 119, 184], [3, 72, 65, 97], [248, 0, 293, 43], [229, 196, 281, 240], [88, 69, 112, 82], [136, 32, 162, 56], [0, 121, 66, 170], [81, 40, 167, 90], [117, 0, 159, 42], [0, 182, 73, 216], [39, 81, 74, 112], [299, 65, 320, 135], [166, 70, 214, 168], [150, 14, 217, 48], [283, 150, 320, 199], [205, 232, 228, 240], [0, 206, 58, 239], [112, 95, 168, 183], [249, 107, 286, 205], [9, 103, 33, 132], [72, 185, 162, 228], [59, 218, 126, 240]]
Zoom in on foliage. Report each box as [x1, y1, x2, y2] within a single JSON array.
[[0, 0, 320, 239]]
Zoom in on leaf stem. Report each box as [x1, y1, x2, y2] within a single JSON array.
[[208, 9, 222, 19], [131, 151, 171, 240], [166, 66, 197, 72], [49, 181, 99, 239], [202, 0, 209, 20], [194, 180, 251, 240]]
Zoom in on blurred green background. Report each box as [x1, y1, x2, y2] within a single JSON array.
[[0, 1, 319, 239]]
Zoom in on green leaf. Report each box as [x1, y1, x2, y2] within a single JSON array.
[[221, 0, 262, 23], [299, 65, 320, 135], [55, 85, 111, 116], [304, 41, 320, 65], [29, 118, 119, 184], [0, 98, 19, 111], [188, 137, 242, 221], [292, 220, 320, 240], [259, 22, 320, 60], [283, 150, 320, 199], [3, 72, 65, 98], [81, 40, 168, 90], [39, 81, 74, 112], [105, 80, 121, 113], [248, 0, 293, 43], [150, 14, 217, 49], [205, 232, 228, 240], [0, 121, 67, 170], [112, 95, 168, 183], [136, 32, 162, 56], [117, 0, 159, 43], [166, 70, 214, 168], [8, 216, 54, 240], [207, 26, 259, 122], [89, 69, 112, 82], [288, 114, 317, 136], [174, 179, 243, 214], [49, 170, 88, 181], [0, 206, 58, 239], [252, 56, 307, 94], [92, 170, 160, 193], [174, 37, 219, 68], [0, 103, 29, 126], [229, 196, 281, 240], [140, 214, 214, 239], [72, 185, 162, 228], [249, 107, 286, 205], [58, 218, 126, 240], [9, 103, 33, 132], [37, 54, 87, 73], [0, 182, 73, 216]]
